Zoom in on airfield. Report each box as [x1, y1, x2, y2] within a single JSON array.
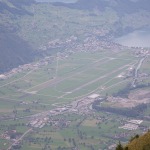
[[0, 49, 150, 150], [0, 50, 137, 113]]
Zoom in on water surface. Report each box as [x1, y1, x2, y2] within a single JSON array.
[[115, 30, 150, 48]]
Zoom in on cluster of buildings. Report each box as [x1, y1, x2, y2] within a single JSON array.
[[119, 119, 143, 130], [40, 36, 77, 50], [135, 49, 150, 58], [0, 130, 20, 141], [28, 117, 49, 128], [0, 55, 54, 81], [2, 32, 144, 82], [40, 34, 126, 57], [28, 116, 71, 129], [114, 132, 132, 140], [64, 36, 125, 53], [48, 118, 71, 129], [28, 93, 102, 129]]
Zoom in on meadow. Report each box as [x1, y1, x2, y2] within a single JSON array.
[[0, 50, 138, 115], [1, 49, 149, 150]]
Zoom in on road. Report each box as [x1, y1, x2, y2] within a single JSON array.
[[0, 69, 36, 89], [7, 128, 32, 150], [25, 57, 112, 93], [132, 56, 147, 87], [135, 56, 146, 78], [59, 62, 134, 98]]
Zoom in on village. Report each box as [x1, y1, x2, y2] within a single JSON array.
[[26, 93, 147, 135], [1, 34, 149, 81], [0, 34, 150, 150]]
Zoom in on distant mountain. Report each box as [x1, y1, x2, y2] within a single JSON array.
[[52, 0, 107, 11], [0, 0, 35, 15], [52, 0, 150, 36], [52, 0, 150, 13], [0, 0, 35, 73], [113, 0, 150, 14]]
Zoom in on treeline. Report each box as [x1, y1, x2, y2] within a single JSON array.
[[116, 131, 150, 150], [92, 100, 147, 117], [113, 83, 150, 98]]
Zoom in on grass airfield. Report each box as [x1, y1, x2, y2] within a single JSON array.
[[1, 49, 149, 150], [0, 50, 137, 110]]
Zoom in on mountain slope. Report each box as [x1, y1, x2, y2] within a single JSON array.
[[116, 131, 150, 150], [0, 0, 35, 73], [0, 32, 34, 73], [52, 0, 150, 13]]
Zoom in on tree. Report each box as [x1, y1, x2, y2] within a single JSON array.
[[130, 134, 139, 142], [124, 147, 128, 150], [116, 142, 123, 150]]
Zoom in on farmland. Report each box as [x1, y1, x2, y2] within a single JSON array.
[[0, 49, 150, 150], [0, 50, 136, 106], [0, 0, 150, 149]]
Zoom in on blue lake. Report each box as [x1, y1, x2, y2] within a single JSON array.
[[115, 30, 150, 48]]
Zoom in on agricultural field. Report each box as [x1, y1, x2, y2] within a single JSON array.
[[0, 50, 137, 112], [0, 0, 150, 149], [0, 49, 150, 150]]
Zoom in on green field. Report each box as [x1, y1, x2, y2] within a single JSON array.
[[0, 50, 138, 112], [1, 50, 150, 150]]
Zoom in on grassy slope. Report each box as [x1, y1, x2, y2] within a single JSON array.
[[124, 131, 150, 150]]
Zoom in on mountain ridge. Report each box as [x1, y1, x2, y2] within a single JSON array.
[[52, 0, 150, 13]]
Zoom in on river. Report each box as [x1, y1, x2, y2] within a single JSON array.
[[115, 29, 150, 48]]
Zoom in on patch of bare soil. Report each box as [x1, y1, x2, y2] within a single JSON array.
[[129, 89, 150, 100], [106, 89, 150, 108]]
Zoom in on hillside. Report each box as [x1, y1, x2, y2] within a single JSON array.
[[126, 131, 150, 150], [52, 0, 150, 35], [116, 131, 150, 150], [0, 32, 34, 73], [0, 0, 150, 73], [52, 0, 150, 13], [0, 0, 35, 73]]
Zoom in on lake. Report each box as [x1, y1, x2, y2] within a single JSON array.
[[115, 30, 150, 48]]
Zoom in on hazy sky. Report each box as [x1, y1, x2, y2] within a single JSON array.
[[36, 0, 78, 3], [35, 0, 142, 4]]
